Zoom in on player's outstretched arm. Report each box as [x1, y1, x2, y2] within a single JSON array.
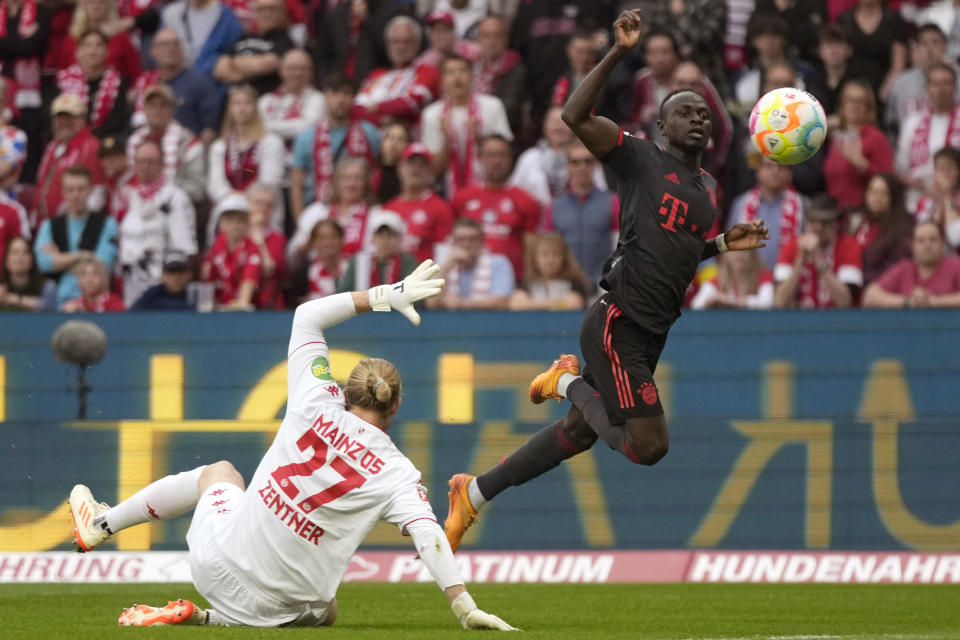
[[701, 220, 770, 261], [405, 518, 519, 631], [292, 259, 445, 337], [561, 9, 642, 159]]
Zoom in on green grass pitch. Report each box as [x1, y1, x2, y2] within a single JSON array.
[[1, 582, 959, 639]]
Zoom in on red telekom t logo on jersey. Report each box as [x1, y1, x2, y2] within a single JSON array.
[[658, 192, 689, 232]]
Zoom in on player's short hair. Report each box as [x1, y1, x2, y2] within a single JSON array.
[[63, 165, 93, 184], [346, 358, 401, 413], [440, 53, 471, 74], [323, 72, 357, 94], [925, 61, 957, 83], [659, 89, 702, 116], [914, 22, 947, 43]]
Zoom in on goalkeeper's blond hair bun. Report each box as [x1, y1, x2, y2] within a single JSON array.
[[346, 358, 401, 413]]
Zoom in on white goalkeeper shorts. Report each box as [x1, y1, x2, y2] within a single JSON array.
[[185, 482, 333, 627]]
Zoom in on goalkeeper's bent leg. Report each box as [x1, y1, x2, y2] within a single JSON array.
[[101, 464, 211, 533], [474, 409, 597, 501]]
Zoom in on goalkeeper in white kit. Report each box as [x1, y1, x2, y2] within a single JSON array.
[[67, 260, 517, 631]]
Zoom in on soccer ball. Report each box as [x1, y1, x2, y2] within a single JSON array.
[[748, 87, 827, 165]]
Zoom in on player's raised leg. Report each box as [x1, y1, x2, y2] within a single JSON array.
[[69, 461, 241, 552]]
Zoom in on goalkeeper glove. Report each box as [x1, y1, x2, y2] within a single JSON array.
[[450, 592, 519, 631], [368, 259, 445, 326]]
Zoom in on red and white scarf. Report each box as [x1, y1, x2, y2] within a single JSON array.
[[130, 69, 161, 122], [910, 106, 960, 170], [37, 128, 89, 192], [551, 76, 571, 107], [447, 251, 493, 298], [312, 120, 372, 203], [798, 244, 835, 309], [443, 96, 483, 195], [264, 87, 305, 121], [743, 186, 802, 245], [128, 175, 165, 202], [914, 193, 960, 223], [0, 0, 41, 108], [307, 256, 346, 299], [128, 123, 188, 176], [473, 50, 521, 95], [56, 65, 122, 128], [224, 136, 261, 191], [369, 254, 401, 286], [333, 203, 369, 258]]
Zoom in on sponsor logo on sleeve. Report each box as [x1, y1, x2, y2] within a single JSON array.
[[311, 357, 333, 381]]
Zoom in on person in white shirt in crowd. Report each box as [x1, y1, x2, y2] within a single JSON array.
[[290, 74, 379, 218], [731, 155, 805, 271], [884, 23, 952, 140], [258, 49, 325, 167], [420, 54, 511, 199], [510, 105, 607, 209], [208, 83, 285, 240], [690, 250, 775, 310], [897, 62, 960, 210], [289, 156, 384, 269], [68, 261, 518, 631], [916, 0, 960, 64], [115, 138, 198, 307], [428, 218, 514, 310], [126, 84, 206, 204], [337, 210, 418, 292]]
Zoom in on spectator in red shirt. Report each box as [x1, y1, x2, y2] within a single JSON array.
[[35, 94, 107, 226], [382, 142, 454, 264], [775, 194, 864, 308], [202, 194, 262, 310], [824, 79, 895, 210], [863, 220, 960, 307], [62, 256, 126, 312], [247, 182, 286, 309], [847, 173, 913, 286], [57, 0, 141, 79], [691, 250, 776, 310], [451, 134, 541, 282], [353, 16, 440, 129]]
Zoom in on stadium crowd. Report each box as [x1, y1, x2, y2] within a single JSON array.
[[1, 0, 960, 313]]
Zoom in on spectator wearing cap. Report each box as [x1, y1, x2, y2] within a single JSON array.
[[472, 16, 526, 140], [62, 255, 125, 311], [35, 94, 107, 227], [56, 0, 141, 80], [415, 10, 479, 71], [126, 83, 206, 204], [258, 49, 325, 164], [288, 156, 382, 267], [246, 181, 286, 308], [160, 0, 242, 77], [115, 138, 198, 306], [418, 0, 488, 39], [543, 139, 617, 287], [774, 194, 863, 309], [290, 73, 378, 216], [209, 84, 285, 231], [129, 255, 195, 310], [884, 24, 951, 140], [896, 63, 960, 210], [213, 0, 294, 95], [0, 0, 51, 182], [421, 53, 512, 199], [35, 165, 118, 306], [353, 16, 440, 129], [427, 217, 514, 310], [202, 193, 261, 309], [383, 142, 455, 263], [56, 29, 130, 139], [337, 209, 417, 291], [129, 29, 222, 143], [863, 220, 960, 308], [452, 134, 540, 282]]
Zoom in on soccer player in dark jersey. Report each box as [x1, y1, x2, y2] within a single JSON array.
[[442, 8, 770, 552]]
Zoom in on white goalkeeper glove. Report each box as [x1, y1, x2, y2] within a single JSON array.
[[451, 592, 519, 631], [368, 259, 445, 326]]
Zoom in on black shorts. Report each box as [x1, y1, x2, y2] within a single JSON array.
[[580, 294, 667, 423]]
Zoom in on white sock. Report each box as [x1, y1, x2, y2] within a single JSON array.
[[557, 373, 580, 398], [102, 466, 206, 533], [206, 610, 229, 626], [467, 477, 487, 510]]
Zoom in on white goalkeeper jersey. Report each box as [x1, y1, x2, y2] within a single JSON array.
[[223, 319, 438, 605]]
